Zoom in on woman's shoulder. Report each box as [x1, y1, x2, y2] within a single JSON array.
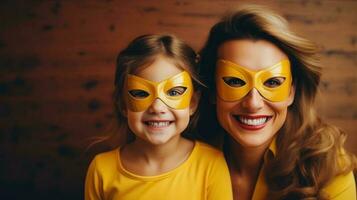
[[323, 170, 356, 199]]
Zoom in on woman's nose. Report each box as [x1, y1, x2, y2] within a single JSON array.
[[148, 98, 168, 114], [241, 88, 264, 112]]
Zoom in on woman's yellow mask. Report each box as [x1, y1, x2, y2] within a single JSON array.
[[216, 59, 292, 102], [125, 71, 193, 112]]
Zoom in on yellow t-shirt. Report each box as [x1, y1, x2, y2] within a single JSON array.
[[251, 139, 356, 200], [85, 141, 233, 200]]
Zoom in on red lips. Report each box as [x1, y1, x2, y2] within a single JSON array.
[[233, 115, 272, 131]]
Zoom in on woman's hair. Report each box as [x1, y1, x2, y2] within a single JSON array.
[[198, 5, 356, 200], [94, 34, 203, 148]]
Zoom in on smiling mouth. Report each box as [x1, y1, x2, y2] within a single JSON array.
[[233, 115, 272, 127], [144, 121, 173, 128]]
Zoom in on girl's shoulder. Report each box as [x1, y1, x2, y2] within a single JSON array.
[[193, 141, 225, 160], [90, 148, 119, 172], [93, 148, 119, 161], [195, 141, 222, 152], [189, 141, 230, 177]]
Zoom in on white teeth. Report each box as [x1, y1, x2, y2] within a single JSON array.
[[239, 117, 267, 126], [147, 121, 170, 127]]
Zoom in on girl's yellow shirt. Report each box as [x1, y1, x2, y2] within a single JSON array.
[[85, 141, 233, 200]]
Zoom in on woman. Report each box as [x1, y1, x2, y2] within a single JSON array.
[[198, 5, 356, 200]]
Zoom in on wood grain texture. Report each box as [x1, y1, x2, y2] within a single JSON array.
[[0, 0, 356, 199]]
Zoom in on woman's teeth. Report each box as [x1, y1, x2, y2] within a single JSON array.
[[146, 121, 170, 127], [238, 117, 268, 126]]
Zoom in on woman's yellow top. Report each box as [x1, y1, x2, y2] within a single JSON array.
[[251, 140, 356, 200]]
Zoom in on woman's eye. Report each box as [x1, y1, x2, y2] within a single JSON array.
[[264, 77, 285, 88], [129, 90, 149, 98], [223, 77, 246, 87], [167, 86, 187, 96]]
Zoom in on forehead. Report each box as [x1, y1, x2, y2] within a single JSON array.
[[217, 39, 288, 70], [134, 55, 183, 82]]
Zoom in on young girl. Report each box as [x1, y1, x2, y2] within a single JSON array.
[[85, 34, 233, 200]]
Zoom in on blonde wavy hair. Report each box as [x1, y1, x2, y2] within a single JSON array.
[[90, 34, 203, 149], [197, 5, 356, 200]]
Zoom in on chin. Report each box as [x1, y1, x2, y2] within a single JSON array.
[[229, 129, 275, 148], [146, 137, 169, 145], [239, 138, 270, 148], [146, 134, 175, 145]]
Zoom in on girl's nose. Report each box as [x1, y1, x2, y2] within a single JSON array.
[[148, 98, 168, 114], [241, 88, 264, 112]]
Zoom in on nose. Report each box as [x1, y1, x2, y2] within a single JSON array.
[[241, 88, 264, 112], [148, 98, 168, 114]]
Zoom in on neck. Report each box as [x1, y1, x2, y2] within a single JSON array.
[[130, 135, 188, 163], [120, 135, 194, 176], [227, 137, 271, 176]]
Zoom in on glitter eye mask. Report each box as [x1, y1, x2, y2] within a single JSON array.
[[216, 59, 292, 102], [125, 71, 193, 111]]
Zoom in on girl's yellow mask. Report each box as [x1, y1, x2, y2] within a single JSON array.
[[125, 71, 193, 112], [216, 59, 292, 102]]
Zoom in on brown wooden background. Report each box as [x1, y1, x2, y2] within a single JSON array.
[[0, 0, 356, 199]]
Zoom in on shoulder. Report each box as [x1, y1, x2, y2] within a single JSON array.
[[94, 148, 118, 161], [89, 148, 119, 173], [323, 171, 356, 199], [195, 141, 224, 157], [192, 141, 227, 165], [192, 141, 231, 184]]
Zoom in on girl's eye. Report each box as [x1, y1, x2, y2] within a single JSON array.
[[264, 77, 285, 88], [167, 86, 187, 96], [223, 77, 246, 87], [129, 90, 149, 98]]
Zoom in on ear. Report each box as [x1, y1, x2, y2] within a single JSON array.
[[287, 84, 295, 106], [189, 91, 201, 116]]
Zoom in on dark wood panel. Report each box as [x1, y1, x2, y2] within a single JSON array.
[[0, 0, 356, 199]]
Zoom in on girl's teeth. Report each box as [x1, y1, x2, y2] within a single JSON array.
[[147, 121, 170, 127], [239, 117, 267, 126]]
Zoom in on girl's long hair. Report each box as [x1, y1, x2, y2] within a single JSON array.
[[198, 5, 356, 199], [90, 34, 203, 149]]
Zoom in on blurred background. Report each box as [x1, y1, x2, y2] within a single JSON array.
[[0, 0, 356, 199]]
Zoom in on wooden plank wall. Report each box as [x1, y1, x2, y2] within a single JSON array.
[[0, 0, 356, 199]]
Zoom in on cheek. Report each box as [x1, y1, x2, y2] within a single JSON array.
[[269, 101, 290, 113], [268, 102, 289, 123], [216, 98, 235, 118], [174, 109, 190, 127], [216, 98, 237, 130], [126, 111, 142, 132]]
